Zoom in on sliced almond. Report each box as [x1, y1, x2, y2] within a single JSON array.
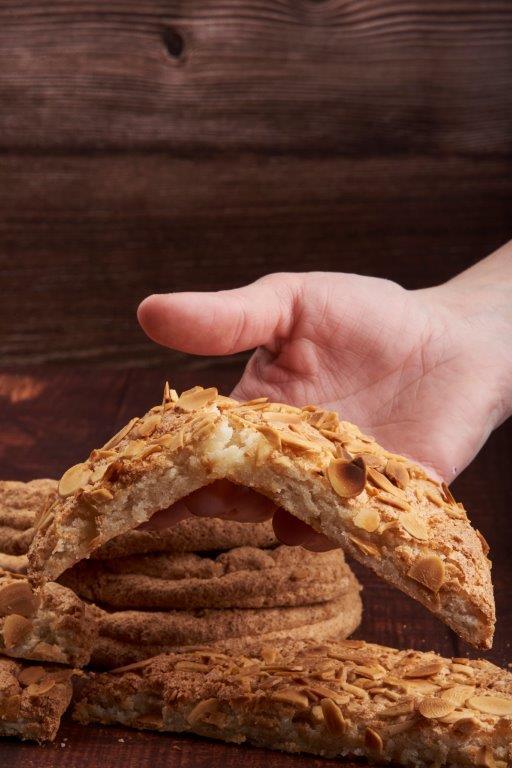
[[135, 415, 161, 438], [356, 452, 386, 470], [174, 660, 210, 673], [441, 481, 456, 505], [2, 614, 33, 649], [263, 411, 302, 424], [177, 387, 218, 412], [271, 688, 309, 709], [258, 424, 282, 450], [440, 684, 475, 707], [418, 697, 455, 719], [280, 431, 322, 454], [138, 444, 163, 461], [353, 508, 380, 533], [58, 462, 91, 497], [367, 467, 404, 497], [400, 512, 429, 541], [186, 698, 220, 726], [408, 554, 445, 593], [349, 535, 381, 559], [375, 492, 411, 512], [364, 727, 383, 753], [0, 581, 38, 618], [327, 457, 366, 499], [379, 700, 415, 718], [26, 677, 57, 697], [467, 695, 512, 716], [84, 487, 114, 504], [320, 698, 345, 734], [402, 659, 443, 678], [121, 439, 148, 459], [17, 666, 46, 686], [102, 417, 139, 450], [385, 460, 410, 490], [424, 488, 444, 507]]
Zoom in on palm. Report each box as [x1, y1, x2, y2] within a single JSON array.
[[233, 274, 485, 480]]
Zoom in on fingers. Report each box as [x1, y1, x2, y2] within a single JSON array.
[[137, 274, 299, 356], [272, 507, 337, 552], [184, 480, 276, 523], [139, 500, 191, 531]]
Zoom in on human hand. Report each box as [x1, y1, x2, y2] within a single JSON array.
[[138, 242, 512, 544]]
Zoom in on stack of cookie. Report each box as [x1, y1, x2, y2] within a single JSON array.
[[0, 477, 362, 672]]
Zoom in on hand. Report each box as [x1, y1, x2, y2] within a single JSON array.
[[138, 242, 512, 543]]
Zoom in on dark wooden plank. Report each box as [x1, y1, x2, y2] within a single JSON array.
[[0, 1, 511, 153], [0, 367, 510, 767], [1, 153, 511, 365]]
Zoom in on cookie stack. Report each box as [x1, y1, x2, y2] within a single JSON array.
[[0, 478, 362, 671]]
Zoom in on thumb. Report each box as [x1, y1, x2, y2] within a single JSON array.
[[137, 274, 300, 356]]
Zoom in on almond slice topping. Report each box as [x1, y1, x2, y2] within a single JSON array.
[[353, 508, 381, 533], [58, 462, 92, 497], [17, 666, 46, 686], [349, 535, 381, 558], [186, 698, 220, 725], [385, 459, 410, 490], [320, 698, 346, 734], [364, 727, 383, 753], [0, 581, 38, 618], [408, 554, 445, 593], [2, 614, 33, 649], [327, 457, 366, 499], [375, 492, 411, 512], [418, 697, 455, 719], [440, 685, 475, 707], [400, 512, 429, 541], [177, 387, 218, 412], [102, 417, 139, 450], [135, 415, 161, 437], [367, 467, 404, 497], [467, 695, 512, 716], [402, 659, 443, 678], [271, 688, 309, 709]]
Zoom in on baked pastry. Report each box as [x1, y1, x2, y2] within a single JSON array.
[[73, 638, 512, 767], [0, 569, 97, 666], [89, 584, 362, 669], [60, 545, 350, 610], [0, 658, 73, 741], [93, 516, 277, 559], [28, 386, 494, 647], [0, 479, 56, 556]]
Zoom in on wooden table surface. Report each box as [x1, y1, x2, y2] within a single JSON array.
[[0, 366, 511, 767]]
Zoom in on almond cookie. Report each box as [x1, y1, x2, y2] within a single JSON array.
[[74, 638, 512, 767], [28, 385, 494, 648], [60, 546, 351, 611], [0, 479, 56, 556], [0, 569, 97, 667], [89, 583, 362, 670], [0, 658, 73, 742]]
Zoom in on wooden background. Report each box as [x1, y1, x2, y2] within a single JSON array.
[[0, 1, 511, 765]]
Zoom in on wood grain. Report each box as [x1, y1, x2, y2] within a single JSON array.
[[0, 367, 510, 767], [0, 1, 511, 153]]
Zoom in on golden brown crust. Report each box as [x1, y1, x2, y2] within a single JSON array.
[[89, 584, 362, 670], [0, 569, 97, 667], [60, 546, 350, 610], [73, 638, 512, 766], [0, 657, 73, 742], [27, 386, 495, 647], [0, 479, 56, 556], [93, 516, 277, 559]]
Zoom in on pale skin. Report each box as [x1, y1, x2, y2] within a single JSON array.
[[137, 240, 512, 550]]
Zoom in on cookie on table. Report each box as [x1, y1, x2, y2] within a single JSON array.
[[28, 385, 494, 648], [60, 545, 352, 611], [0, 479, 56, 556], [73, 638, 512, 767], [89, 583, 362, 669], [0, 569, 97, 667], [0, 658, 73, 742]]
